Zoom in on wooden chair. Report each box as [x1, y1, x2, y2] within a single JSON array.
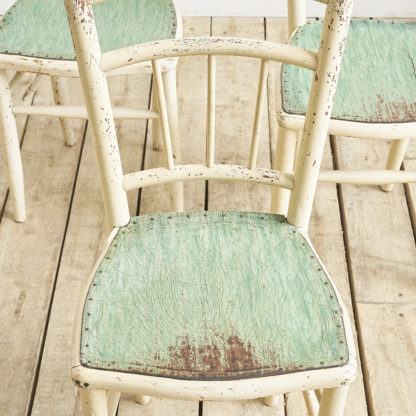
[[272, 0, 416, 215], [0, 0, 181, 223], [65, 0, 357, 414]]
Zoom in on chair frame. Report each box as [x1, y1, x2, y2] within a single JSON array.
[[65, 0, 356, 414], [271, 0, 416, 215], [0, 0, 182, 223]]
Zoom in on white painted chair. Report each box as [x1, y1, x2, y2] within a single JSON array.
[[65, 0, 357, 414], [0, 0, 182, 223], [272, 0, 416, 215]]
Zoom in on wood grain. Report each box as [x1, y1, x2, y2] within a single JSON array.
[[334, 135, 416, 414], [0, 77, 84, 415]]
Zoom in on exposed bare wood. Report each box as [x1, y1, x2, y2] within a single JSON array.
[[0, 78, 85, 415], [334, 135, 416, 414]]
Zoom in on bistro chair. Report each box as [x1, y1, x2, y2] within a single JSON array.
[[65, 0, 357, 414], [272, 0, 416, 215], [0, 0, 181, 223]]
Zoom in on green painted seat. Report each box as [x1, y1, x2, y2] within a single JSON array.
[[0, 0, 178, 60], [81, 211, 348, 380], [282, 19, 416, 123]]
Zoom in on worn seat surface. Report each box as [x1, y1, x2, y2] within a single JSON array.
[[282, 19, 416, 123], [0, 0, 177, 60], [80, 211, 348, 380]]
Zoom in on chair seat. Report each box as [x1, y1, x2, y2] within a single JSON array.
[[0, 0, 177, 60], [282, 19, 416, 123], [80, 211, 349, 380]]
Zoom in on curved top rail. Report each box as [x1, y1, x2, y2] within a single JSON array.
[[101, 36, 318, 73]]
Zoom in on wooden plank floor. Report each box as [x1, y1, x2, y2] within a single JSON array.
[[0, 17, 415, 415]]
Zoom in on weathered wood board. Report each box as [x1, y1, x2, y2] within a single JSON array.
[[0, 77, 85, 415], [334, 135, 416, 414]]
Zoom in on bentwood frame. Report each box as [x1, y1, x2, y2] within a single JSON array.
[[0, 0, 182, 223], [271, 0, 416, 215], [63, 0, 359, 415]]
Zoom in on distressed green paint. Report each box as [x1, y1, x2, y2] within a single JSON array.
[[0, 0, 177, 60], [282, 20, 416, 123], [81, 211, 348, 380]]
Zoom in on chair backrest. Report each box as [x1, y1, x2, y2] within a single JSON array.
[[64, 0, 353, 232], [287, 0, 328, 36]]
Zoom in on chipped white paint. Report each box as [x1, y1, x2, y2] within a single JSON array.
[[287, 0, 354, 231], [0, 1, 181, 222], [248, 59, 269, 170], [272, 1, 416, 215], [101, 37, 318, 73], [12, 105, 159, 120], [123, 164, 294, 192], [64, 0, 356, 415], [319, 169, 416, 185], [206, 55, 216, 168], [0, 69, 25, 222]]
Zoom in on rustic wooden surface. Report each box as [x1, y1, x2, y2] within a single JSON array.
[[0, 17, 414, 416]]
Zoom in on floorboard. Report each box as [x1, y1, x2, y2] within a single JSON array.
[[0, 77, 85, 415], [334, 136, 416, 414]]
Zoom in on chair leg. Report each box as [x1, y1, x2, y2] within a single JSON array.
[[303, 390, 319, 416], [381, 138, 410, 192], [80, 389, 108, 416], [270, 125, 298, 216], [151, 85, 163, 151], [162, 68, 184, 212], [263, 395, 280, 406], [50, 76, 76, 146], [136, 394, 150, 404], [106, 391, 121, 416], [317, 386, 349, 416], [0, 69, 26, 222]]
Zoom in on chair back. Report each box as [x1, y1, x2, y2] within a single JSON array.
[[287, 0, 331, 36], [64, 0, 353, 232]]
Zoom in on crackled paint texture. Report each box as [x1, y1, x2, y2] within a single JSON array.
[[0, 0, 177, 60], [81, 211, 348, 380], [282, 19, 416, 123]]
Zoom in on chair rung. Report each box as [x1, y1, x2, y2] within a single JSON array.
[[123, 164, 294, 191], [12, 105, 158, 120], [319, 170, 416, 185]]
